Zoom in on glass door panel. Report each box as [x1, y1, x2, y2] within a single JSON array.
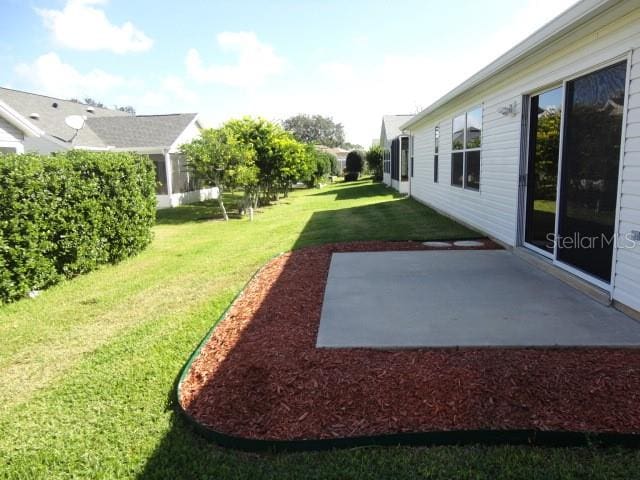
[[557, 61, 627, 282], [525, 87, 563, 253]]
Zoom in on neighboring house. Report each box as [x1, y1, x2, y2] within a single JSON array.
[[0, 99, 43, 153], [316, 145, 349, 173], [379, 115, 413, 193], [401, 0, 640, 314], [0, 87, 218, 208]]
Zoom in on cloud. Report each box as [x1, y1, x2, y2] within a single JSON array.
[[36, 0, 153, 53], [186, 32, 285, 88], [15, 52, 124, 99], [163, 76, 198, 103]]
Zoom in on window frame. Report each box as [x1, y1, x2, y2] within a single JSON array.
[[434, 125, 439, 183], [450, 106, 482, 191], [410, 135, 414, 178]]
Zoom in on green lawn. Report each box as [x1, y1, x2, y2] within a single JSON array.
[[1, 179, 638, 479]]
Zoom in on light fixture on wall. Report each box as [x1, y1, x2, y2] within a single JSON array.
[[497, 101, 519, 117]]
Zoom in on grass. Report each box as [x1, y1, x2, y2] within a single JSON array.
[[0, 179, 638, 479]]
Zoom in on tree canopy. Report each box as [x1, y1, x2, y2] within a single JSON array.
[[282, 114, 345, 147], [181, 117, 333, 219], [69, 97, 136, 115], [365, 145, 383, 181]]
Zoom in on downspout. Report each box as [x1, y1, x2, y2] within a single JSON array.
[[164, 149, 174, 207]]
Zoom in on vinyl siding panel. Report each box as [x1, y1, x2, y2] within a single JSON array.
[[408, 3, 640, 312], [0, 116, 23, 143], [614, 47, 640, 312]]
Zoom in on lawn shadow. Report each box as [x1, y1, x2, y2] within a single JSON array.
[[137, 251, 316, 478], [310, 180, 404, 201], [137, 196, 484, 477], [293, 198, 479, 249], [155, 200, 233, 225]]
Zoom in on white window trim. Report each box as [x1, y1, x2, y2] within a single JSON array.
[[451, 106, 482, 192]]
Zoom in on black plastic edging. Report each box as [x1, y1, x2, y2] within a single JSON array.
[[174, 251, 640, 453]]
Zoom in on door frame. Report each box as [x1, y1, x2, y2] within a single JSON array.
[[518, 52, 632, 293], [522, 83, 565, 260]]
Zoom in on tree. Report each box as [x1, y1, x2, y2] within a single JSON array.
[[225, 117, 313, 203], [117, 105, 136, 115], [282, 114, 345, 147], [345, 150, 364, 181], [180, 127, 256, 221], [365, 145, 383, 181], [304, 148, 333, 187], [69, 97, 136, 115]]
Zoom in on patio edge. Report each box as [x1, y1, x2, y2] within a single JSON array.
[[174, 245, 640, 453]]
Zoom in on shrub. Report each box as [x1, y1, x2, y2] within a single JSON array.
[[345, 150, 364, 181], [366, 145, 384, 181], [0, 151, 156, 303], [326, 152, 339, 176], [303, 151, 333, 188]]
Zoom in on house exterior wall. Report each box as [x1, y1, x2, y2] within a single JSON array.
[[169, 119, 201, 153], [0, 116, 24, 152], [157, 187, 220, 209], [407, 3, 640, 310], [614, 47, 640, 312]]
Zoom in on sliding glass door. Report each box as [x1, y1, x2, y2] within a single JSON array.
[[557, 61, 627, 282], [524, 60, 627, 284], [525, 87, 563, 254]]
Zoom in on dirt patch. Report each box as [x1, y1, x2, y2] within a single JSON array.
[[179, 240, 640, 441]]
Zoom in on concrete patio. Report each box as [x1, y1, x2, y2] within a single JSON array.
[[317, 250, 640, 348]]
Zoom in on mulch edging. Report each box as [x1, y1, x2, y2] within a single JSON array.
[[177, 240, 640, 451]]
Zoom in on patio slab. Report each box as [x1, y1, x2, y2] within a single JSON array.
[[317, 250, 640, 348]]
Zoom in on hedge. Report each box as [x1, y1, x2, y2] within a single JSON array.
[[0, 150, 156, 303]]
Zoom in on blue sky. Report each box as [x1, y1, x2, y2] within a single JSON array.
[[0, 0, 577, 145]]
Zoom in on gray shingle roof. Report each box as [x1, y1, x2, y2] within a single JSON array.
[[0, 87, 198, 150], [0, 87, 129, 147], [382, 115, 414, 140], [85, 113, 197, 149]]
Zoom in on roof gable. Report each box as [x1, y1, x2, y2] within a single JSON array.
[[85, 113, 198, 149], [381, 115, 414, 140], [0, 87, 129, 146]]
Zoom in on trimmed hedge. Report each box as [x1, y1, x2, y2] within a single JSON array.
[[0, 150, 156, 303]]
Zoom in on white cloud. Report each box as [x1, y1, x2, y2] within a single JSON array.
[[186, 32, 285, 88], [163, 76, 198, 103], [36, 0, 153, 54], [15, 52, 124, 99]]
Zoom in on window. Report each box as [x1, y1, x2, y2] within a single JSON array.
[[434, 126, 439, 183], [400, 136, 409, 181], [451, 107, 482, 190], [0, 147, 17, 154], [410, 135, 414, 178], [149, 154, 168, 195]]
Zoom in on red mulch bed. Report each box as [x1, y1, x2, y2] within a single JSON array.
[[179, 240, 640, 441]]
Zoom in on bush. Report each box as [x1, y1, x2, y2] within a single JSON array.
[[345, 150, 364, 182], [303, 151, 334, 188], [0, 151, 156, 303], [327, 153, 339, 176], [366, 145, 384, 181]]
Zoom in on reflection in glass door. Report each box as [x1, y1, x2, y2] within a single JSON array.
[[525, 87, 563, 254], [557, 61, 627, 282]]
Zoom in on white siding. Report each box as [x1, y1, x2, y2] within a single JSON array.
[[408, 3, 640, 310], [0, 117, 24, 146], [614, 47, 640, 312], [410, 92, 521, 244], [169, 119, 201, 152]]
